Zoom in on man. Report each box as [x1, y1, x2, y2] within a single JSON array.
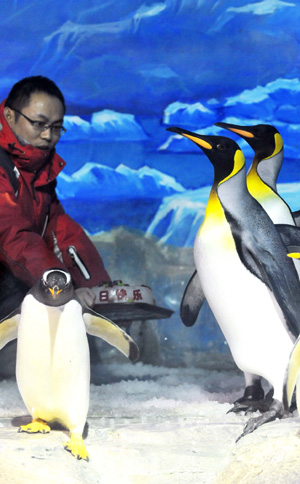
[[0, 76, 111, 375]]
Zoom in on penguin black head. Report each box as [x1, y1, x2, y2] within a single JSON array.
[[32, 269, 75, 307], [167, 127, 244, 183], [214, 122, 282, 160]]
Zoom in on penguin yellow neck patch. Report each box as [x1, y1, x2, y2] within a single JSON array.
[[247, 166, 274, 200], [204, 189, 223, 221], [198, 188, 235, 251], [266, 133, 283, 159], [219, 149, 245, 186]]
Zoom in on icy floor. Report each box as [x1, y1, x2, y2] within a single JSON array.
[[1, 362, 300, 483]]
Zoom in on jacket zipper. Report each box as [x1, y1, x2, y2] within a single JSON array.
[[41, 214, 49, 238], [67, 246, 91, 280], [52, 231, 63, 261]]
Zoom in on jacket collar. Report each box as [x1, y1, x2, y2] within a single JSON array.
[[0, 99, 66, 183]]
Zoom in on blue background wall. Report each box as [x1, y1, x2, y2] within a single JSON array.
[[1, 1, 300, 362], [1, 1, 299, 241]]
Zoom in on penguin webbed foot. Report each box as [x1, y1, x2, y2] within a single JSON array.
[[228, 381, 269, 414], [64, 433, 89, 461], [236, 399, 285, 443], [18, 418, 50, 434], [229, 398, 272, 415], [228, 392, 274, 415]]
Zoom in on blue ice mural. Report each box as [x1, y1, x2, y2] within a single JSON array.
[[0, 1, 299, 247], [0, 0, 300, 359], [56, 77, 300, 242]]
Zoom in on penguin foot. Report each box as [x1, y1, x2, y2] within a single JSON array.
[[228, 398, 272, 415], [236, 399, 285, 442], [18, 418, 50, 434], [228, 382, 270, 414], [64, 433, 89, 461]]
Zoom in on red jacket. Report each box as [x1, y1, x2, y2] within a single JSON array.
[[0, 100, 110, 288]]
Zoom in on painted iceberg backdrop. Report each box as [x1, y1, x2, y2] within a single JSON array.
[[0, 0, 299, 247], [63, 110, 148, 142], [56, 77, 300, 244]]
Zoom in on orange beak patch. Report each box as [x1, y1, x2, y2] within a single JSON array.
[[180, 133, 213, 150], [49, 287, 62, 298], [227, 127, 254, 139]]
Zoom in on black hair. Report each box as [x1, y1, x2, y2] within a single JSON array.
[[5, 76, 66, 114]]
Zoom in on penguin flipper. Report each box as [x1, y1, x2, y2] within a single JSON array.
[[292, 210, 300, 227], [283, 334, 300, 411], [0, 308, 21, 350], [83, 309, 139, 362], [240, 243, 300, 336], [276, 223, 300, 256], [180, 270, 205, 327]]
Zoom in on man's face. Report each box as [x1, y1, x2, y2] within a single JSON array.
[[4, 92, 65, 150]]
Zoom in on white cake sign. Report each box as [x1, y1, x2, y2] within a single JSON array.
[[92, 281, 155, 305]]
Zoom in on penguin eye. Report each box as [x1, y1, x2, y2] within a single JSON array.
[[216, 143, 226, 151]]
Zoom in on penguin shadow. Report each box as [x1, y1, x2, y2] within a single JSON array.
[[11, 415, 31, 427], [11, 416, 89, 439]]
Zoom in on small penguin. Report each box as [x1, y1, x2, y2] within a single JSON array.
[[0, 269, 139, 461], [168, 127, 300, 438]]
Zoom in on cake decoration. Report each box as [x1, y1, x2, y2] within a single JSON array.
[[92, 280, 155, 305]]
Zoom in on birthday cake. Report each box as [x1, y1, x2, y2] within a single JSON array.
[[92, 280, 155, 305]]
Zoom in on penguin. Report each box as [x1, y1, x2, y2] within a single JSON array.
[[284, 332, 300, 417], [0, 269, 139, 461], [212, 122, 300, 410], [214, 122, 297, 227], [181, 124, 299, 325], [167, 127, 300, 438], [215, 122, 300, 225]]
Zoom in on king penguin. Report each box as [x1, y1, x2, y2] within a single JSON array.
[[284, 332, 300, 420], [0, 269, 139, 461], [214, 122, 298, 227], [168, 127, 300, 438], [212, 122, 300, 409]]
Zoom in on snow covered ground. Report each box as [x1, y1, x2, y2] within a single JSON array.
[[1, 360, 300, 484]]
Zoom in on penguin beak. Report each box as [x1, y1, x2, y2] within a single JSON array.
[[167, 127, 213, 150], [49, 286, 62, 299], [214, 122, 255, 139]]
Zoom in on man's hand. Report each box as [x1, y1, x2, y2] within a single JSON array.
[[75, 287, 96, 308]]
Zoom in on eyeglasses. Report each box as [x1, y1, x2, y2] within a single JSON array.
[[9, 107, 66, 136]]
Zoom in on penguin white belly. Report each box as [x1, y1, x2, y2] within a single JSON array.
[[16, 295, 90, 434], [256, 195, 295, 225], [194, 229, 294, 398]]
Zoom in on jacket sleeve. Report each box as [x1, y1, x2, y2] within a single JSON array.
[[0, 176, 67, 286], [44, 195, 111, 288]]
